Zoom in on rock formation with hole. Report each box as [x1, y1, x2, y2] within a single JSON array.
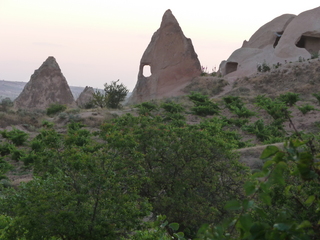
[[14, 56, 75, 109], [76, 86, 95, 108], [219, 6, 320, 80], [129, 9, 201, 104]]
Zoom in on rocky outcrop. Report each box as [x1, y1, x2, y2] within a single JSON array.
[[129, 9, 201, 104], [14, 56, 75, 109], [76, 86, 95, 108], [220, 6, 320, 80]]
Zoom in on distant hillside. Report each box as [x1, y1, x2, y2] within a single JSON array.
[[0, 80, 85, 101]]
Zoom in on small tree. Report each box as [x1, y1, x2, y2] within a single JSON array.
[[105, 80, 129, 108], [91, 80, 129, 109]]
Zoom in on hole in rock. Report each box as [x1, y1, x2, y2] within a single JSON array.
[[296, 35, 320, 55], [225, 62, 238, 74], [273, 32, 283, 48], [143, 65, 152, 77]]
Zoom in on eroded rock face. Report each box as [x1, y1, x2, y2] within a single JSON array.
[[76, 86, 95, 108], [14, 56, 75, 109], [220, 6, 320, 80], [129, 9, 201, 104]]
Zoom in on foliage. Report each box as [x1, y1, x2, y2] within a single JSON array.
[[0, 142, 15, 157], [195, 109, 320, 239], [0, 97, 13, 112], [255, 95, 289, 123], [242, 119, 285, 143], [223, 96, 243, 109], [278, 92, 300, 106], [91, 89, 106, 108], [298, 104, 316, 115], [0, 128, 29, 146], [312, 92, 320, 105], [135, 101, 158, 116], [92, 80, 129, 109], [257, 61, 271, 72], [161, 101, 184, 114], [101, 114, 249, 237], [130, 215, 184, 240], [188, 92, 220, 116], [0, 157, 13, 182], [46, 103, 67, 115], [104, 79, 129, 108], [0, 122, 151, 239]]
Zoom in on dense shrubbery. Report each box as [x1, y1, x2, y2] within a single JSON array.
[[1, 91, 320, 239], [46, 103, 67, 115], [92, 80, 129, 109]]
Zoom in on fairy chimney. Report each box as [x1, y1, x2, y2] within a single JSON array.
[[76, 86, 95, 108], [14, 56, 75, 109], [129, 9, 201, 104]]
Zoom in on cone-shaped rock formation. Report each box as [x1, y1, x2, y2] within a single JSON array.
[[129, 9, 201, 104], [76, 86, 94, 108], [14, 56, 75, 109]]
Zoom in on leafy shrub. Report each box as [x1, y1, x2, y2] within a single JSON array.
[[242, 119, 285, 143], [101, 114, 249, 237], [104, 79, 129, 108], [0, 157, 13, 181], [135, 102, 158, 116], [199, 137, 320, 239], [46, 103, 67, 115], [257, 61, 271, 72], [298, 104, 316, 115], [92, 80, 129, 109], [0, 128, 29, 146], [278, 92, 300, 106], [161, 102, 184, 113], [11, 148, 26, 161], [188, 92, 220, 116], [230, 105, 256, 118], [255, 95, 289, 122], [0, 97, 13, 112], [312, 92, 320, 105], [0, 142, 15, 156], [223, 96, 243, 109]]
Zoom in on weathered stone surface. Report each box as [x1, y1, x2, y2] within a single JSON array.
[[76, 86, 94, 108], [14, 56, 75, 109], [219, 6, 320, 80], [129, 9, 201, 104]]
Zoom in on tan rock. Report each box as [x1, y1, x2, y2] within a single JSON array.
[[219, 6, 320, 80], [275, 6, 320, 58], [76, 86, 95, 108], [14, 56, 75, 109], [129, 9, 201, 104]]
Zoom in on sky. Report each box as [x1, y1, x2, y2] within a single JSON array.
[[1, 1, 320, 91]]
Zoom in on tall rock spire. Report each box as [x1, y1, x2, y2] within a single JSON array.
[[129, 9, 201, 104], [14, 56, 75, 109]]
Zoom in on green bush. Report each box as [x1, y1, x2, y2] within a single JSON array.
[[92, 80, 129, 109], [188, 92, 220, 116], [102, 114, 249, 237], [312, 92, 320, 105], [135, 102, 158, 116], [298, 104, 316, 115], [257, 61, 271, 72], [242, 119, 285, 143], [46, 103, 67, 115], [223, 96, 243, 109], [161, 102, 184, 113], [278, 92, 300, 106], [0, 128, 29, 146], [0, 97, 13, 112], [255, 95, 289, 122]]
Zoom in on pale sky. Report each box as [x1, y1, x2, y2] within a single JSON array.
[[1, 1, 319, 91]]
